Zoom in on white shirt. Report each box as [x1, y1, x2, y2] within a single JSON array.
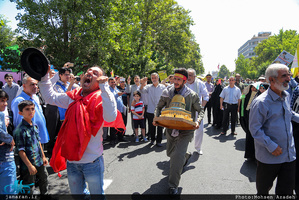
[[140, 83, 166, 114], [219, 85, 241, 104], [186, 78, 209, 103]]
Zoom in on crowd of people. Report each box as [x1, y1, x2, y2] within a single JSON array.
[[0, 63, 298, 196]]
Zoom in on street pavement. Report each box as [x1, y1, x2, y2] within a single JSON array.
[[46, 112, 276, 195]]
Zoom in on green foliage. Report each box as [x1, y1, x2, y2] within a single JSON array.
[[0, 15, 19, 70], [9, 0, 204, 77], [254, 29, 299, 68], [0, 15, 15, 49], [235, 29, 299, 80], [218, 65, 230, 78]]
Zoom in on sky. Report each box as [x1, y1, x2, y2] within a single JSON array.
[[176, 0, 299, 73], [1, 0, 299, 74]]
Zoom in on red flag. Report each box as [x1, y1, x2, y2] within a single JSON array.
[[50, 110, 125, 176], [217, 64, 220, 70]]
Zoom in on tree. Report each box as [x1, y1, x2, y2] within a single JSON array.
[[235, 54, 258, 79], [0, 15, 19, 70], [10, 0, 204, 77], [218, 65, 230, 78], [254, 29, 299, 67], [0, 15, 15, 49]]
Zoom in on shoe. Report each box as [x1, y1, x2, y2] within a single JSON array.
[[109, 140, 116, 145], [150, 141, 154, 145], [196, 150, 203, 155], [143, 137, 148, 142], [156, 143, 162, 147], [220, 132, 226, 135], [183, 152, 191, 167], [169, 187, 178, 195], [118, 138, 127, 142], [231, 132, 237, 135], [135, 137, 139, 142]]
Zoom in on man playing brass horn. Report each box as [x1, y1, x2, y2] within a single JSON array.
[[153, 68, 204, 195]]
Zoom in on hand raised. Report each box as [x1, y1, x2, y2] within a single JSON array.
[[97, 76, 108, 84]]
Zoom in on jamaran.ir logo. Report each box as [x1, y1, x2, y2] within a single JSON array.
[[4, 180, 34, 194]]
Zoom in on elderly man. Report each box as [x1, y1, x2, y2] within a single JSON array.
[[154, 68, 204, 194], [11, 75, 49, 144], [249, 63, 299, 195], [186, 68, 209, 155], [140, 73, 166, 147], [39, 65, 118, 194]]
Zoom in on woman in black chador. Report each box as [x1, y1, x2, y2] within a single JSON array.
[[240, 82, 269, 160], [210, 79, 223, 129]]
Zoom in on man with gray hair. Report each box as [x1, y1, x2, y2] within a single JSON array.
[[140, 73, 166, 147], [186, 68, 209, 155], [11, 75, 49, 144], [249, 63, 299, 195]]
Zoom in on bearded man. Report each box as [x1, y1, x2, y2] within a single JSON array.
[[249, 63, 299, 195], [154, 68, 204, 195]]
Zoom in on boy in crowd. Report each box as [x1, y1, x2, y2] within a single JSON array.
[[0, 90, 16, 194], [14, 100, 48, 194], [131, 91, 148, 143]]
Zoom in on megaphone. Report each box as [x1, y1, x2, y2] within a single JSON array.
[[21, 47, 49, 81]]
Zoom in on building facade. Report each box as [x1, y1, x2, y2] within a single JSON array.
[[238, 32, 271, 59]]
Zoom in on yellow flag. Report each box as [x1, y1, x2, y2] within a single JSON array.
[[291, 44, 299, 77]]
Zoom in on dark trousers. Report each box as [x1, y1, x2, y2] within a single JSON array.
[[110, 127, 124, 141], [147, 112, 163, 143], [110, 112, 125, 141], [212, 106, 223, 128], [122, 111, 127, 127], [44, 104, 59, 157], [292, 121, 299, 194], [222, 103, 238, 133], [20, 165, 48, 194], [204, 101, 212, 124], [144, 105, 148, 135], [256, 160, 295, 195]]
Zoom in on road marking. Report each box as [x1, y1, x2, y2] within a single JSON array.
[[103, 179, 113, 190]]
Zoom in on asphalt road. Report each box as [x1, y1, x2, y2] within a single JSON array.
[[46, 112, 276, 195]]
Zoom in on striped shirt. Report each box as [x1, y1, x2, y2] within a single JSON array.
[[131, 101, 144, 120]]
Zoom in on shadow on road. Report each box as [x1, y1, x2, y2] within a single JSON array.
[[204, 125, 221, 137], [141, 152, 199, 194], [117, 141, 166, 161], [240, 159, 257, 182], [212, 133, 238, 143], [234, 138, 246, 151]]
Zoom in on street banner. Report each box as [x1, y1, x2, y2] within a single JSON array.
[[158, 70, 167, 81], [291, 44, 299, 77], [273, 50, 294, 66]]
